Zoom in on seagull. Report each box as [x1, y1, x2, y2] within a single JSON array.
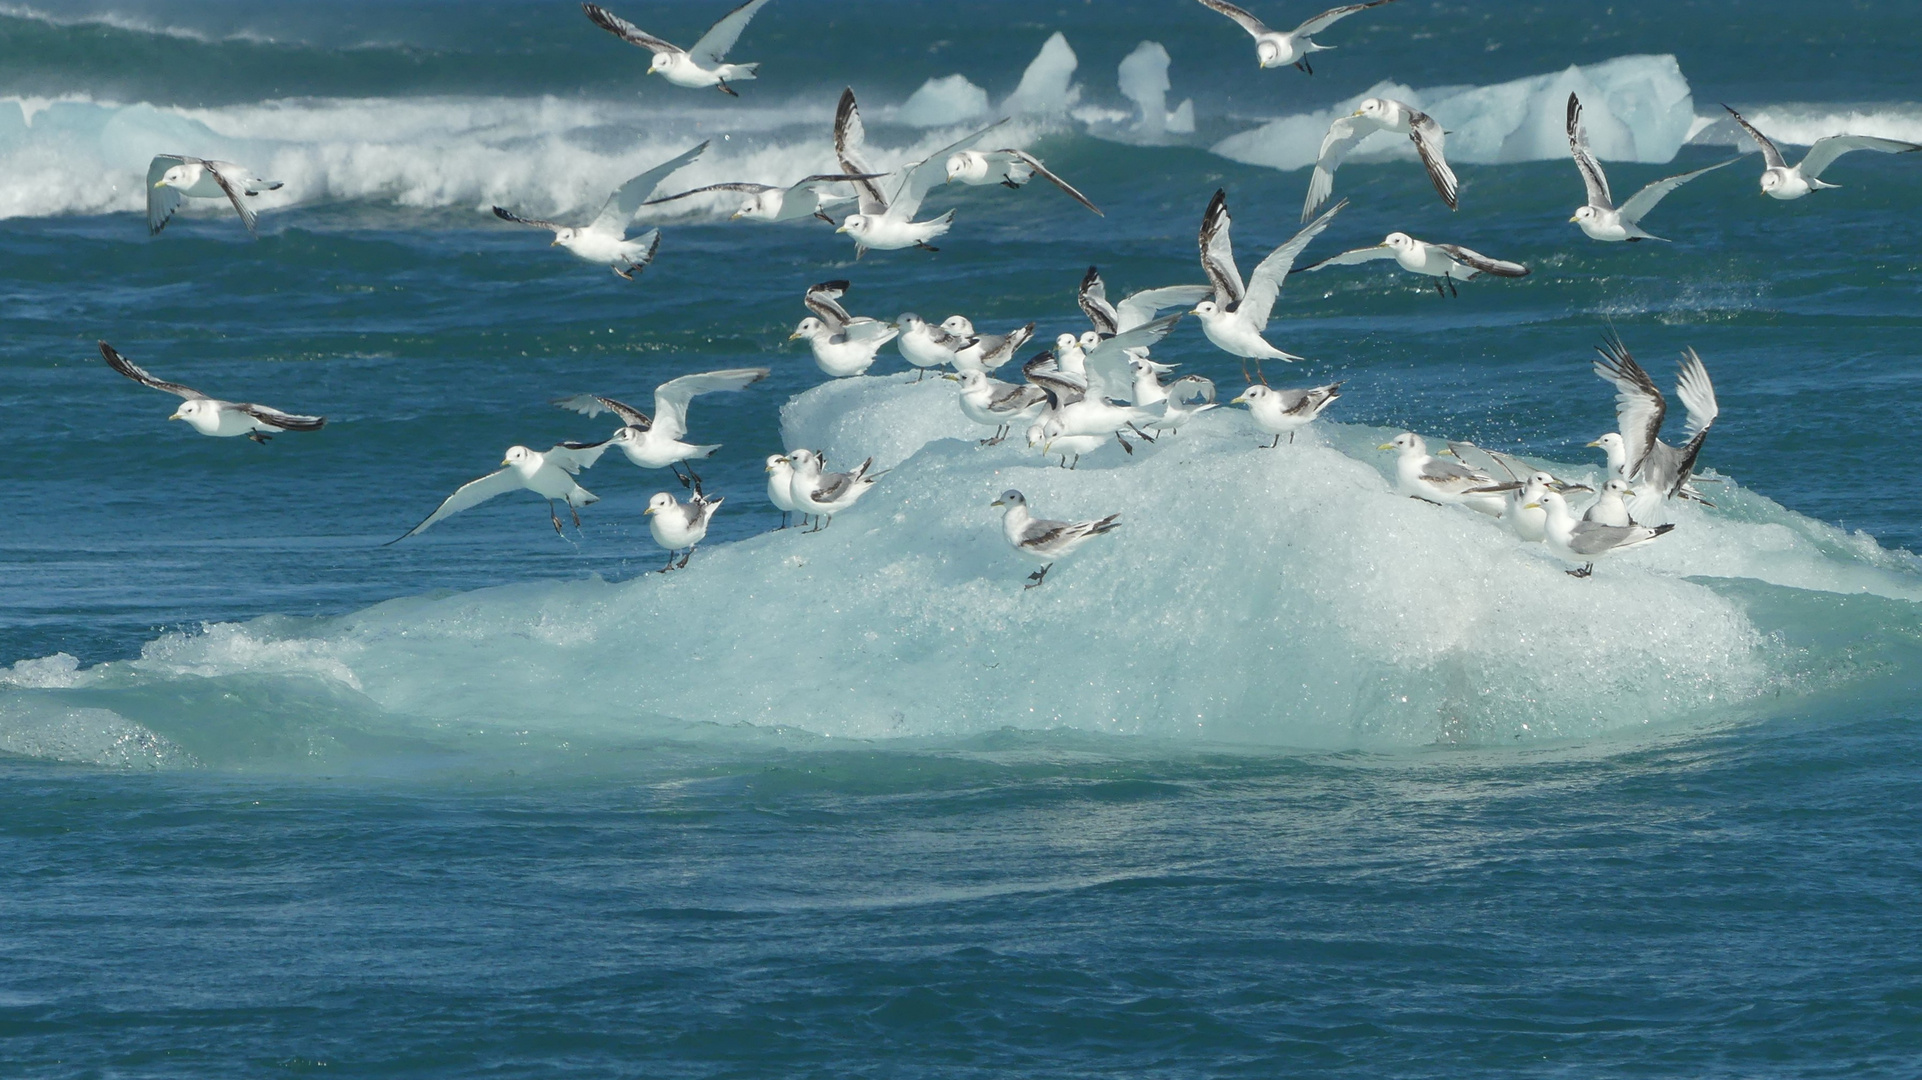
[[945, 317, 1034, 373], [581, 0, 774, 95], [392, 441, 609, 542], [790, 280, 899, 377], [1132, 361, 1219, 434], [1079, 267, 1213, 339], [493, 141, 707, 277], [1455, 454, 1593, 542], [147, 155, 283, 237], [1304, 97, 1456, 222], [896, 313, 973, 377], [1025, 422, 1105, 469], [952, 369, 1048, 444], [1070, 316, 1184, 400], [1589, 333, 1718, 505], [766, 453, 804, 528], [1567, 94, 1736, 242], [1193, 189, 1344, 376], [1025, 358, 1161, 456], [1722, 104, 1922, 200], [99, 341, 324, 443], [787, 449, 882, 531], [1530, 490, 1674, 578], [643, 171, 882, 223], [1191, 0, 1400, 73], [645, 490, 722, 571], [1231, 382, 1341, 446], [1582, 478, 1637, 527], [1303, 232, 1528, 296], [943, 149, 1102, 215], [1379, 433, 1503, 516], [553, 367, 769, 489], [832, 87, 1006, 255], [991, 490, 1121, 589]]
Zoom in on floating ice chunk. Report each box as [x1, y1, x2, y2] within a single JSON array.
[[1117, 42, 1195, 140], [1, 652, 81, 688], [897, 74, 991, 128], [1212, 54, 1696, 171], [1002, 32, 1080, 116]]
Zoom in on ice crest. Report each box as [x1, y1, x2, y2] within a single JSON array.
[[897, 75, 991, 128], [1117, 42, 1194, 140], [1002, 32, 1080, 116]]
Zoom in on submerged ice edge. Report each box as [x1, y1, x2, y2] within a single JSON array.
[[5, 376, 1921, 770]]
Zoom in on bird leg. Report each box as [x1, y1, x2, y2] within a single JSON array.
[[1024, 564, 1053, 589], [815, 210, 834, 224], [679, 546, 695, 569], [659, 550, 678, 573], [1117, 434, 1134, 455], [570, 503, 583, 529], [1001, 178, 1021, 190], [1297, 60, 1313, 75], [1266, 434, 1282, 449], [1567, 564, 1595, 579], [1128, 423, 1157, 444], [1408, 496, 1443, 507], [248, 431, 274, 444], [716, 79, 738, 97], [1435, 281, 1447, 298], [915, 240, 941, 253], [777, 511, 789, 530], [547, 501, 565, 535], [1447, 278, 1459, 298]]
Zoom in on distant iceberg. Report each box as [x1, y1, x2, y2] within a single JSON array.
[[1116, 42, 1194, 141], [1002, 31, 1081, 116], [897, 74, 991, 128]]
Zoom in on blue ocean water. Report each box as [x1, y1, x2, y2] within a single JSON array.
[[3, 0, 1922, 1074]]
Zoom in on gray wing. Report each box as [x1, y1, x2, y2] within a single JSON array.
[[392, 467, 524, 542], [688, 0, 774, 65], [545, 439, 611, 474], [145, 154, 190, 236], [100, 341, 204, 399], [1115, 284, 1212, 331], [1198, 188, 1244, 307], [1079, 267, 1119, 335], [1567, 520, 1662, 557], [997, 149, 1101, 215], [1294, 0, 1398, 36], [1592, 332, 1666, 479], [239, 403, 325, 432], [834, 89, 888, 215], [989, 382, 1048, 411], [811, 467, 863, 503], [804, 280, 853, 330], [1026, 367, 1088, 409], [1617, 156, 1738, 225], [652, 367, 770, 442], [1567, 93, 1613, 210], [1420, 456, 1491, 484], [888, 117, 1010, 221], [1407, 110, 1458, 210], [1302, 243, 1397, 272], [1239, 198, 1344, 331], [581, 3, 681, 54], [1304, 114, 1370, 221], [592, 141, 709, 233], [1194, 0, 1271, 36], [493, 206, 564, 232], [201, 162, 260, 236], [1166, 374, 1216, 406], [1721, 104, 1785, 169], [646, 182, 776, 206], [1434, 244, 1528, 277], [1085, 312, 1183, 394], [1800, 134, 1922, 179], [1673, 347, 1718, 442], [553, 393, 650, 428]]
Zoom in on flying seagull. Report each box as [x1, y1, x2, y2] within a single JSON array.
[[392, 441, 610, 542], [554, 367, 769, 489], [1589, 332, 1718, 504], [1567, 93, 1736, 241], [1722, 104, 1921, 201], [643, 172, 881, 223], [581, 0, 774, 95], [100, 341, 323, 443], [492, 141, 707, 278], [1191, 0, 1400, 73], [943, 149, 1102, 215], [1304, 96, 1455, 221], [790, 280, 899, 377], [147, 155, 283, 237], [833, 87, 1007, 255], [1303, 231, 1527, 296], [1193, 189, 1344, 376]]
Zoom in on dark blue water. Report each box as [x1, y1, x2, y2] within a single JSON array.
[[3, 1, 1921, 1075]]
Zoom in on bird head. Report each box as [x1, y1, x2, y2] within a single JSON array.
[[644, 492, 674, 515]]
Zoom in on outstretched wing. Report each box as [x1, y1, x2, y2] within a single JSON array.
[[1198, 188, 1244, 308], [201, 162, 260, 236], [1084, 312, 1182, 396], [1304, 114, 1369, 221], [100, 341, 203, 399], [591, 141, 709, 234], [1434, 244, 1529, 277], [1673, 348, 1718, 443], [1239, 198, 1345, 330], [545, 438, 611, 475], [834, 88, 888, 215], [804, 280, 853, 330], [888, 117, 1009, 222], [1617, 156, 1738, 225], [1302, 242, 1398, 272], [1294, 0, 1399, 37], [1026, 367, 1088, 410], [1567, 93, 1613, 210], [1407, 110, 1458, 210], [1592, 331, 1666, 479], [1799, 133, 1922, 180], [645, 182, 776, 207], [581, 3, 680, 53], [1165, 374, 1216, 406], [651, 367, 770, 442], [1115, 284, 1213, 331], [240, 403, 325, 432], [391, 467, 524, 542], [1721, 104, 1785, 169], [1079, 266, 1118, 335], [553, 393, 650, 428], [1193, 0, 1271, 37], [145, 154, 190, 236], [493, 206, 563, 232], [996, 149, 1101, 216], [688, 0, 774, 65]]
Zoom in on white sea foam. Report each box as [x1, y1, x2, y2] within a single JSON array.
[[1689, 103, 1922, 148]]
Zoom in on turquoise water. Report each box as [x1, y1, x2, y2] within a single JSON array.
[[3, 1, 1922, 1074]]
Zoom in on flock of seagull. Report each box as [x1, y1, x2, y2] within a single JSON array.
[[105, 0, 1922, 585]]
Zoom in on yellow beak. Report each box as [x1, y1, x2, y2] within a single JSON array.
[[1376, 442, 1396, 451], [990, 499, 1005, 507], [168, 411, 183, 421], [1229, 394, 1247, 405], [1568, 213, 1582, 223], [154, 180, 168, 188], [1585, 439, 1602, 448], [787, 331, 803, 341], [644, 505, 657, 514], [1524, 502, 1541, 510], [834, 223, 850, 233]]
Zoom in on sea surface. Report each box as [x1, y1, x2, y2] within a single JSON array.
[[3, 1, 1921, 1075]]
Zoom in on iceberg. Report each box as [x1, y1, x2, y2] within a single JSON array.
[[1002, 32, 1080, 116], [1116, 42, 1195, 140], [897, 74, 991, 128]]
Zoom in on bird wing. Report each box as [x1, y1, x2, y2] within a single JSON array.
[[1721, 104, 1785, 169], [544, 439, 612, 475], [145, 154, 190, 236], [993, 149, 1101, 215], [841, 318, 896, 343], [1420, 456, 1491, 485], [392, 467, 524, 542], [1079, 267, 1119, 335], [581, 3, 680, 54], [1406, 110, 1458, 210], [651, 367, 770, 442], [688, 0, 774, 65], [239, 403, 325, 432], [493, 206, 564, 232], [1193, 0, 1271, 37], [1198, 188, 1244, 308], [553, 393, 650, 428], [1592, 332, 1666, 479], [1025, 365, 1087, 409], [591, 141, 709, 234], [1085, 313, 1183, 394], [1617, 156, 1738, 225], [1115, 284, 1212, 331], [1239, 198, 1344, 331], [1567, 521, 1663, 557], [834, 88, 889, 215], [99, 341, 204, 399], [1304, 114, 1370, 221], [1566, 93, 1613, 210], [1166, 374, 1216, 406], [887, 118, 1009, 221], [990, 382, 1048, 411], [643, 182, 777, 207], [1433, 244, 1529, 277], [1301, 242, 1397, 272], [803, 280, 854, 331], [1294, 0, 1398, 37], [1799, 134, 1922, 180], [1673, 347, 1718, 443], [200, 161, 261, 236]]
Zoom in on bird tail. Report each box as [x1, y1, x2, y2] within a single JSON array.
[[718, 63, 759, 81], [1090, 513, 1122, 535], [683, 443, 723, 460], [570, 490, 599, 508]]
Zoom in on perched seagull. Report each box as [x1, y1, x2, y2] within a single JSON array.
[[581, 0, 773, 95], [643, 171, 881, 223], [1079, 267, 1213, 339], [645, 490, 722, 571], [952, 369, 1048, 445], [1191, 0, 1400, 73], [833, 87, 1006, 254], [1303, 232, 1528, 296], [1589, 333, 1718, 504], [1193, 190, 1344, 375], [1304, 97, 1456, 222], [991, 490, 1121, 590], [1025, 422, 1105, 469], [943, 149, 1102, 215], [99, 341, 323, 443], [787, 448, 882, 531], [1231, 382, 1341, 446], [1132, 360, 1219, 433], [945, 317, 1034, 373], [493, 141, 707, 278], [766, 453, 804, 528], [1722, 104, 1921, 200], [392, 441, 609, 542], [1531, 490, 1674, 578], [553, 367, 769, 489], [1380, 432, 1503, 516], [790, 280, 899, 377], [1567, 94, 1735, 242], [147, 155, 283, 237], [1457, 456, 1592, 542], [1582, 478, 1637, 528], [896, 313, 973, 377], [1025, 359, 1161, 457]]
